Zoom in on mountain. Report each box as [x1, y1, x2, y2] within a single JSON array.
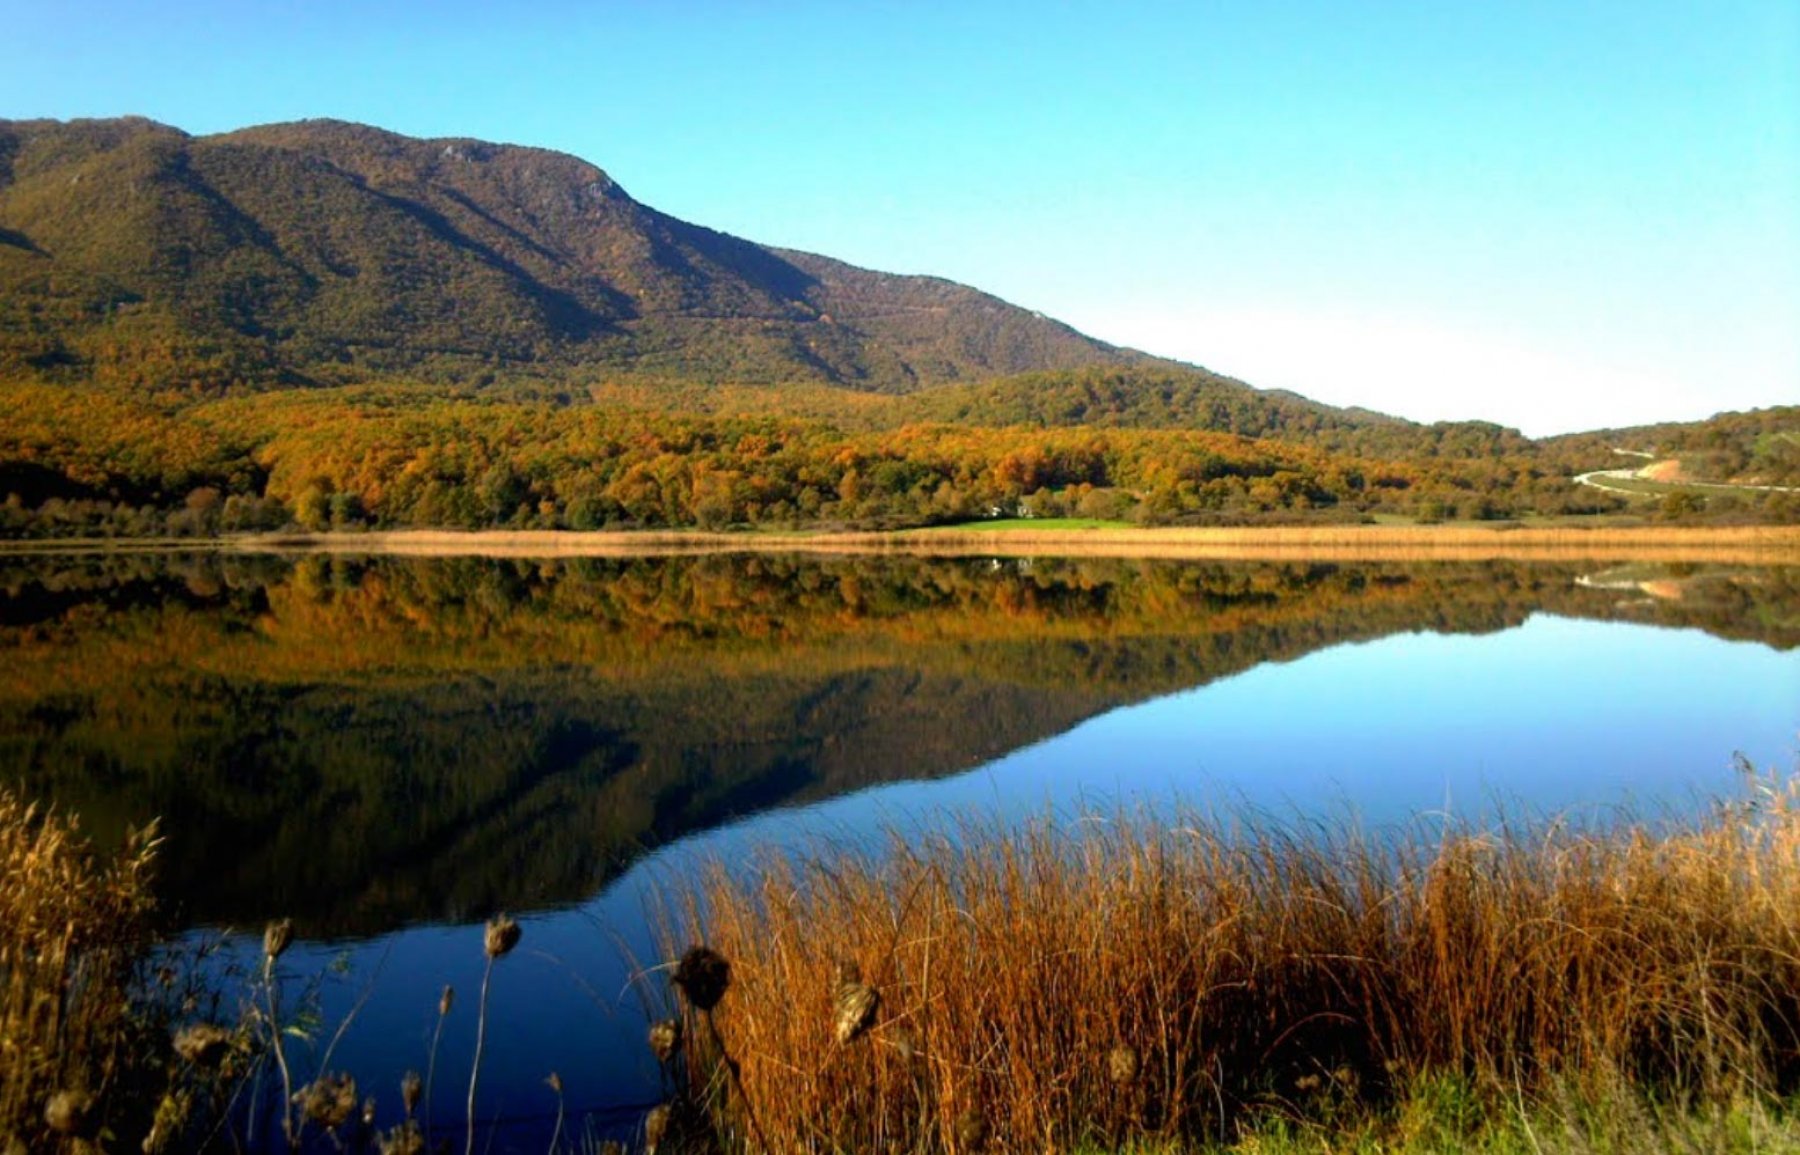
[[0, 116, 1143, 392]]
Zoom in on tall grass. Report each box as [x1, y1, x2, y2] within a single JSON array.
[[0, 789, 159, 1148], [184, 522, 1800, 563], [664, 772, 1800, 1152]]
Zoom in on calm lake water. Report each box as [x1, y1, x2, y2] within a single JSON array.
[[3, 551, 1796, 1148]]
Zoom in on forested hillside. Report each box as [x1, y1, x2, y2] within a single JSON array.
[[1, 116, 1794, 535], [0, 117, 1138, 391]]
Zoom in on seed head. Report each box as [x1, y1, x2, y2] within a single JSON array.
[[378, 1120, 425, 1155], [438, 984, 454, 1017], [671, 945, 731, 1011], [263, 918, 294, 961], [954, 1107, 989, 1151], [173, 1022, 234, 1068], [483, 914, 521, 960], [1108, 1043, 1140, 1086], [834, 980, 880, 1045], [400, 1070, 422, 1118], [545, 1071, 563, 1096], [648, 1018, 683, 1063], [295, 1073, 358, 1129], [644, 1103, 671, 1153], [43, 1089, 93, 1137]]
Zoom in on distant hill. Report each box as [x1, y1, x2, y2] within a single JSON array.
[[0, 116, 1144, 392], [1544, 407, 1800, 487]]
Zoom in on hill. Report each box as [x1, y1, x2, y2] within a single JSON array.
[[0, 116, 1144, 392], [4, 116, 1795, 533]]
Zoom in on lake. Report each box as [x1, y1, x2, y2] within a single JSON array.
[[2, 550, 1796, 1148]]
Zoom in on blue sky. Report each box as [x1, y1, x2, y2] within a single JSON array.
[[2, 1, 1794, 435]]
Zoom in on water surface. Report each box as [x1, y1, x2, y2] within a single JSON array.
[[2, 552, 1795, 1146]]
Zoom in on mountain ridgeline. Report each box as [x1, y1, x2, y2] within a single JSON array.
[[0, 116, 1145, 392], [1, 116, 1794, 533]]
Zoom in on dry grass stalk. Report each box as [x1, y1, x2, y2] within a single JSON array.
[[424, 982, 452, 1141], [466, 916, 520, 1155], [0, 790, 157, 1148], [644, 1102, 671, 1153], [663, 773, 1800, 1152]]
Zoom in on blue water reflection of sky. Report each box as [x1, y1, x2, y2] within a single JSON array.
[[280, 613, 1796, 1148]]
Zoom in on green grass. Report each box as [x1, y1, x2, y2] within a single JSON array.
[[911, 517, 1138, 532], [1071, 1077, 1800, 1153]]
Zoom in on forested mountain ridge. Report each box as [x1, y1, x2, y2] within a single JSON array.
[[0, 116, 1147, 391], [2, 117, 1794, 534]]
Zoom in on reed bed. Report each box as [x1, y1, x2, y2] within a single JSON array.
[[0, 790, 159, 1149], [79, 522, 1794, 564], [663, 773, 1800, 1152]]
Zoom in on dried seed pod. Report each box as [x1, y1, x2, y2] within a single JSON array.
[[644, 1103, 671, 1153], [834, 980, 880, 1045], [954, 1107, 988, 1151], [1107, 1043, 1139, 1086], [263, 918, 294, 962], [438, 985, 455, 1017], [648, 1018, 683, 1063], [295, 1073, 358, 1129], [43, 1089, 93, 1137], [483, 914, 521, 959], [400, 1070, 422, 1118], [545, 1071, 563, 1096], [377, 1120, 425, 1155], [172, 1022, 234, 1068], [671, 945, 730, 1011]]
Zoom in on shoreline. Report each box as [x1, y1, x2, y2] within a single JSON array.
[[3, 523, 1799, 563]]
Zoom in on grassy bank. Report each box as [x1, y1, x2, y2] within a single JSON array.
[[662, 771, 1800, 1152], [13, 775, 1800, 1152]]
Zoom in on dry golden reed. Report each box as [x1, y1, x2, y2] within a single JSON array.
[[667, 772, 1800, 1152], [241, 524, 1800, 565], [0, 790, 157, 1149]]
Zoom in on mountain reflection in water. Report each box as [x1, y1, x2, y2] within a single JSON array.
[[1, 551, 1795, 938]]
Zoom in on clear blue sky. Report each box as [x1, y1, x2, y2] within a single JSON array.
[[3, 1, 1794, 435]]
